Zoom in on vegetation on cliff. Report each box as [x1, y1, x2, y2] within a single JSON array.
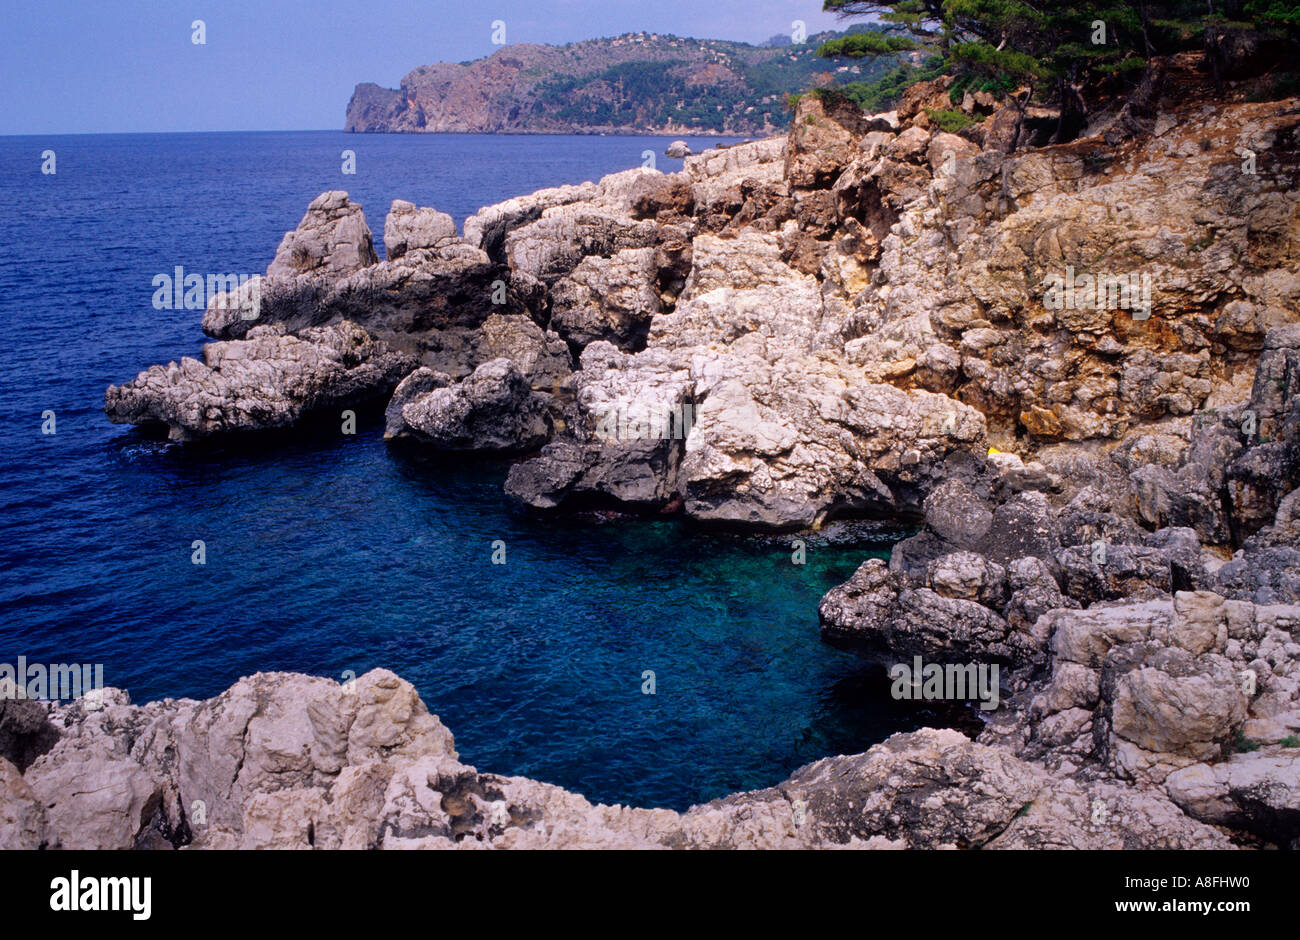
[[817, 0, 1300, 142], [346, 28, 907, 135]]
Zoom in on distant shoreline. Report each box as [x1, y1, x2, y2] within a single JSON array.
[[342, 127, 775, 139], [0, 128, 764, 139]]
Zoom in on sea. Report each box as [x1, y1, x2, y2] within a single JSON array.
[[0, 130, 941, 809]]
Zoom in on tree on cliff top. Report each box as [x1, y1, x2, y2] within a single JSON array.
[[817, 1, 1300, 143]]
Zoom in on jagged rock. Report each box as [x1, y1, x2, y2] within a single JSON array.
[[1047, 601, 1173, 667], [384, 199, 458, 259], [819, 556, 1039, 663], [0, 674, 1055, 851], [685, 136, 787, 214], [989, 776, 1235, 849], [887, 587, 1027, 662], [1056, 543, 1176, 605], [631, 177, 696, 222], [505, 206, 686, 286], [1166, 751, 1300, 846], [1005, 555, 1077, 633], [385, 358, 551, 454], [24, 703, 165, 851], [717, 728, 1046, 848], [204, 239, 513, 347], [1250, 486, 1300, 549], [505, 434, 684, 512], [679, 231, 797, 298], [266, 190, 378, 281], [0, 758, 51, 850], [785, 95, 877, 190], [548, 248, 666, 350], [1209, 546, 1300, 604], [415, 313, 573, 389], [926, 550, 1008, 607], [819, 558, 899, 644], [7, 619, 1296, 851], [383, 367, 452, 439], [463, 182, 598, 259], [106, 322, 417, 441], [1108, 646, 1248, 761]]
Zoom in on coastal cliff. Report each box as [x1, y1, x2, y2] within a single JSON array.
[[81, 48, 1300, 849], [344, 30, 901, 136]]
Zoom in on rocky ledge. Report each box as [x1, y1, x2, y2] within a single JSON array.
[[90, 49, 1300, 850], [2, 642, 1292, 850]]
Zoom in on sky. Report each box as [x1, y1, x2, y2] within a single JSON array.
[[0, 0, 847, 135]]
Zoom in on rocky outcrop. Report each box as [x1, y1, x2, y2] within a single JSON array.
[[95, 49, 1300, 852], [822, 574, 1300, 846], [383, 359, 552, 454], [111, 187, 567, 443], [383, 199, 459, 260], [266, 190, 378, 281], [0, 670, 1248, 850], [0, 758, 50, 850], [105, 322, 417, 442], [117, 58, 1300, 531], [201, 194, 518, 344]]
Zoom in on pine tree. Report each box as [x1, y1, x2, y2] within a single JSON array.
[[817, 1, 1298, 145]]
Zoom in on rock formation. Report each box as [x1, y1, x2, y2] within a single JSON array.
[[0, 667, 1262, 850], [105, 322, 417, 442], [94, 47, 1300, 850]]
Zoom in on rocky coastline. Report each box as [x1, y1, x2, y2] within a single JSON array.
[[8, 51, 1296, 850]]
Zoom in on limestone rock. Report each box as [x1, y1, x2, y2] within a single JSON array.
[[386, 358, 552, 454], [105, 322, 417, 441], [384, 199, 458, 259], [1166, 751, 1300, 846], [266, 191, 378, 281], [0, 758, 51, 850]]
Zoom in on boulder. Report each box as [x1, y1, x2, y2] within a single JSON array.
[[1166, 751, 1300, 846], [266, 190, 378, 280], [0, 758, 51, 849], [385, 358, 552, 454], [384, 199, 458, 259]]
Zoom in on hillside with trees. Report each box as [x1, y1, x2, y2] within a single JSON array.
[[813, 0, 1300, 147], [345, 28, 910, 135]]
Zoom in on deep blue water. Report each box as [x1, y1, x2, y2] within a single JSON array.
[[0, 131, 933, 809]]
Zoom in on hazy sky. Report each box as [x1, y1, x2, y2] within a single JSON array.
[[0, 0, 846, 135]]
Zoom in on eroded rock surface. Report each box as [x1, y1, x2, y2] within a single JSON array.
[[2, 669, 1265, 850], [105, 322, 417, 441]]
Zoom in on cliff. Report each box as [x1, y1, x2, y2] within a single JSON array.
[[344, 30, 902, 135]]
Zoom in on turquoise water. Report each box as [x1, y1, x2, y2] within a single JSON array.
[[0, 130, 932, 808]]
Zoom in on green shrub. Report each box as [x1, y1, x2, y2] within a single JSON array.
[[1230, 731, 1262, 753], [926, 108, 978, 134]]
